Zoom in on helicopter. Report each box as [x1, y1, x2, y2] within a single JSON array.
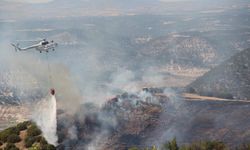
[[11, 39, 58, 53], [11, 39, 58, 96]]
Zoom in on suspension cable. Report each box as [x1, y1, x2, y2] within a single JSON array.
[[46, 52, 53, 88]]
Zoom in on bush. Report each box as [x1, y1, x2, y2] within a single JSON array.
[[4, 143, 19, 150], [180, 141, 227, 150], [16, 122, 29, 131], [27, 125, 42, 137], [39, 137, 48, 145], [34, 136, 42, 143], [35, 136, 48, 148], [7, 134, 21, 143], [28, 143, 41, 150], [0, 141, 3, 146], [162, 138, 179, 150], [128, 147, 139, 150], [0, 127, 19, 142], [25, 137, 36, 148], [41, 144, 56, 150]]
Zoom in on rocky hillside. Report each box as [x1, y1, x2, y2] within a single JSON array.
[[57, 88, 250, 149], [137, 34, 219, 68], [57, 90, 167, 150], [187, 48, 250, 100], [0, 105, 29, 131]]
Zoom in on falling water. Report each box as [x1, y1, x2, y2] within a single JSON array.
[[32, 94, 58, 145]]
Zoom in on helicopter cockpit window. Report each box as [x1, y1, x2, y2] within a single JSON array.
[[42, 41, 49, 45]]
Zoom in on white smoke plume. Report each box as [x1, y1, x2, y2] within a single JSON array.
[[31, 95, 58, 145]]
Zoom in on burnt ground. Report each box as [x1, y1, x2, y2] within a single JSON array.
[[142, 95, 250, 149], [57, 90, 250, 150]]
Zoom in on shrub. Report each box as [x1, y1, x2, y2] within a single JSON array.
[[28, 143, 41, 150], [162, 138, 179, 150], [25, 137, 36, 148], [4, 143, 19, 150], [7, 134, 21, 143], [35, 136, 42, 143], [27, 125, 42, 137], [35, 136, 48, 149], [180, 141, 227, 150], [16, 122, 28, 131], [41, 144, 56, 150], [0, 127, 19, 142], [0, 141, 3, 146], [39, 137, 48, 145], [128, 147, 139, 150]]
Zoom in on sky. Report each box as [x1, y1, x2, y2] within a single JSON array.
[[0, 0, 201, 19], [3, 0, 193, 4], [0, 0, 247, 20], [4, 0, 54, 3]]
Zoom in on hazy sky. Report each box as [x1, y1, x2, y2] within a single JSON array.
[[0, 0, 247, 20], [4, 0, 54, 3], [4, 0, 193, 3]]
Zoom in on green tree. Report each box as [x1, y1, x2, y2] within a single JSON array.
[[162, 138, 179, 150], [41, 144, 56, 150], [7, 134, 21, 143], [180, 141, 227, 150], [16, 122, 29, 131], [4, 143, 19, 150], [25, 137, 36, 148], [28, 143, 41, 150], [0, 127, 19, 142], [151, 145, 158, 150], [27, 125, 41, 137]]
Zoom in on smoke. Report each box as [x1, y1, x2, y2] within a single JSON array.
[[0, 39, 82, 113], [67, 125, 78, 140], [31, 95, 58, 145]]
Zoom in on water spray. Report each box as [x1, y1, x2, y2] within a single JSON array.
[[32, 94, 58, 145]]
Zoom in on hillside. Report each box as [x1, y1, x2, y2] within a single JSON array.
[[56, 88, 250, 149], [187, 48, 250, 100], [138, 35, 219, 68], [0, 121, 55, 150], [0, 105, 29, 131]]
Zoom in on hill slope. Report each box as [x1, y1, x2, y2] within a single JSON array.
[[0, 121, 56, 150], [187, 48, 250, 100]]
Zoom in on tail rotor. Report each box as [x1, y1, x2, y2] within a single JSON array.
[[11, 43, 20, 52]]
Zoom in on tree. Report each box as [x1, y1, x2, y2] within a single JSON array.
[[180, 141, 227, 150], [151, 145, 158, 150], [4, 143, 19, 150], [41, 144, 56, 150], [28, 143, 41, 150], [7, 134, 21, 143], [16, 122, 29, 131], [25, 137, 36, 148], [27, 125, 42, 137], [0, 127, 19, 142], [162, 138, 179, 150]]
